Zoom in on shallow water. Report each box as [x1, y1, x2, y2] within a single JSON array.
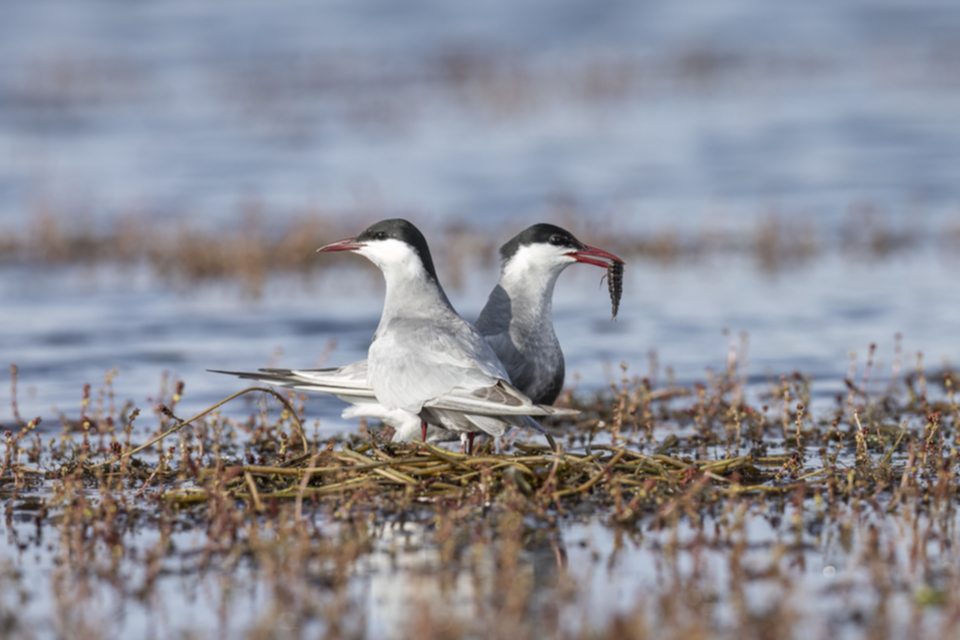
[[2, 482, 952, 639], [1, 0, 959, 227], [3, 250, 959, 431], [2, 1, 960, 638], [2, 0, 959, 426]]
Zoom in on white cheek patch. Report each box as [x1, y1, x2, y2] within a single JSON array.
[[357, 238, 416, 268], [359, 238, 423, 273], [502, 244, 572, 281]]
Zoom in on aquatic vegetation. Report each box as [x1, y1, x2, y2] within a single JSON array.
[[3, 354, 960, 639], [1, 208, 958, 299]]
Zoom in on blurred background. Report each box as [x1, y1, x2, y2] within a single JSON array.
[[2, 0, 959, 429]]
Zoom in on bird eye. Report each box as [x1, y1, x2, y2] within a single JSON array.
[[373, 231, 387, 241], [548, 234, 566, 246]]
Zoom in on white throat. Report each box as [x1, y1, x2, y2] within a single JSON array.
[[358, 239, 454, 328], [497, 244, 573, 321]]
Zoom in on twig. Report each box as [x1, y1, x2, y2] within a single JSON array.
[[244, 471, 264, 512], [91, 386, 309, 469], [295, 452, 320, 520], [553, 449, 626, 498]]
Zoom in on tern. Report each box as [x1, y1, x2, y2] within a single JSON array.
[[215, 219, 577, 446], [215, 222, 622, 446], [475, 223, 623, 405]]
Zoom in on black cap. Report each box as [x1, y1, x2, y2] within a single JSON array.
[[356, 218, 439, 281], [499, 223, 586, 262]]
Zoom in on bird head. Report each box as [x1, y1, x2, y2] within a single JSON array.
[[318, 218, 440, 282], [499, 223, 623, 275]]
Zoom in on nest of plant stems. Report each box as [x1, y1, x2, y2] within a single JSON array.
[[5, 352, 960, 639], [4, 355, 952, 525]]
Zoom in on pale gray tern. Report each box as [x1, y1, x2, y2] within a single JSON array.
[[214, 219, 580, 447]]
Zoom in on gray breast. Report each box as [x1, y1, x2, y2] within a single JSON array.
[[477, 285, 565, 405]]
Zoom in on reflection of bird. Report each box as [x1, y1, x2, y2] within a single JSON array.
[[215, 219, 574, 446], [216, 223, 622, 446]]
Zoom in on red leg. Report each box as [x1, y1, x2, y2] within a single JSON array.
[[467, 432, 476, 455], [421, 420, 427, 443]]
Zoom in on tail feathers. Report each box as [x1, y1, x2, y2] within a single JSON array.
[[515, 415, 548, 435], [208, 368, 376, 399], [207, 368, 298, 386]]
